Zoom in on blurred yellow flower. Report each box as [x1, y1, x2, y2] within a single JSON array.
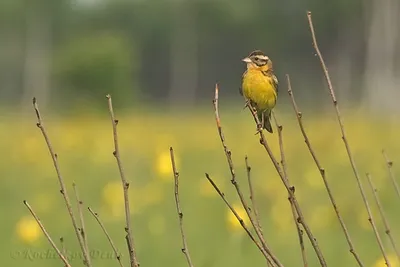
[[16, 216, 40, 243], [227, 203, 250, 231], [102, 181, 124, 218], [156, 150, 179, 181], [373, 254, 399, 267], [148, 214, 166, 236]]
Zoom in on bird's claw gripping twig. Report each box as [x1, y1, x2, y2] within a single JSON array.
[[244, 99, 257, 112], [254, 127, 263, 135], [243, 99, 251, 110]]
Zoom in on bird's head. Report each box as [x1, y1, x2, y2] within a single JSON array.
[[242, 50, 272, 71]]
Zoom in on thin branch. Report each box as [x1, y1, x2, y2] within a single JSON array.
[[362, 174, 391, 266], [23, 200, 71, 267], [307, 11, 392, 265], [170, 147, 195, 267], [213, 84, 282, 267], [73, 183, 90, 261], [88, 207, 125, 267], [272, 114, 308, 267], [244, 98, 326, 266], [286, 74, 364, 266], [245, 157, 272, 267], [245, 156, 264, 240], [366, 174, 400, 261], [382, 150, 400, 201], [106, 94, 139, 267], [32, 97, 92, 267], [60, 237, 67, 267], [204, 173, 277, 266]]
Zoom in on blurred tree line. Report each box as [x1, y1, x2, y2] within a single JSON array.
[[0, 0, 398, 112]]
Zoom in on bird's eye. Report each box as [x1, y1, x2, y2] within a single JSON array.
[[254, 57, 259, 61]]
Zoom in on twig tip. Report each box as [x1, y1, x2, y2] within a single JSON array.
[[214, 83, 219, 97]]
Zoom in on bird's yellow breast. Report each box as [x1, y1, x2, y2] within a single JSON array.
[[242, 69, 277, 111]]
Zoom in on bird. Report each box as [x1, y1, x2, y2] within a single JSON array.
[[240, 50, 278, 133]]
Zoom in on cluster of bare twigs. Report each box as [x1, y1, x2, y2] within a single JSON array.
[[23, 11, 399, 267], [25, 96, 134, 267]]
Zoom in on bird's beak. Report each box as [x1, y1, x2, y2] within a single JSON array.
[[242, 57, 252, 63]]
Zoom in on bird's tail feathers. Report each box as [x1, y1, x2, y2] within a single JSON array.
[[258, 111, 273, 133]]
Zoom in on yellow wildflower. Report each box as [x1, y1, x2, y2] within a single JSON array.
[[156, 150, 179, 181], [373, 254, 398, 267], [227, 203, 250, 231], [16, 216, 40, 243]]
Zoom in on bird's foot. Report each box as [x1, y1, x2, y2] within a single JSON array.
[[261, 113, 265, 129], [243, 99, 251, 110], [255, 124, 263, 135], [243, 100, 257, 113]]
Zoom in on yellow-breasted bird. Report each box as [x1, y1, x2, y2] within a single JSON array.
[[240, 50, 278, 133]]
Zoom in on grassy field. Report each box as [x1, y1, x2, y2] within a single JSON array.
[[1, 104, 400, 267]]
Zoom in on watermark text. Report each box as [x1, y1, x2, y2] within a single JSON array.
[[10, 248, 122, 261]]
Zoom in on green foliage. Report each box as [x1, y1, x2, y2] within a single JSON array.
[[53, 32, 138, 107]]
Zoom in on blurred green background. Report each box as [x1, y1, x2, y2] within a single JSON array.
[[1, 0, 400, 266]]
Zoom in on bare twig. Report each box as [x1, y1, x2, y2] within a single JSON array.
[[272, 114, 308, 267], [106, 94, 139, 267], [88, 207, 125, 267], [382, 150, 400, 201], [204, 173, 277, 266], [244, 99, 326, 266], [363, 173, 391, 266], [73, 183, 90, 261], [307, 11, 392, 265], [245, 157, 272, 267], [60, 237, 66, 257], [213, 84, 282, 267], [33, 97, 91, 267], [286, 74, 364, 266], [170, 147, 195, 267], [244, 156, 264, 239], [60, 237, 67, 267], [23, 201, 71, 267], [366, 174, 400, 261]]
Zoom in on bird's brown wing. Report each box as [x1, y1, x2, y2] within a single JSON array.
[[262, 71, 279, 95]]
